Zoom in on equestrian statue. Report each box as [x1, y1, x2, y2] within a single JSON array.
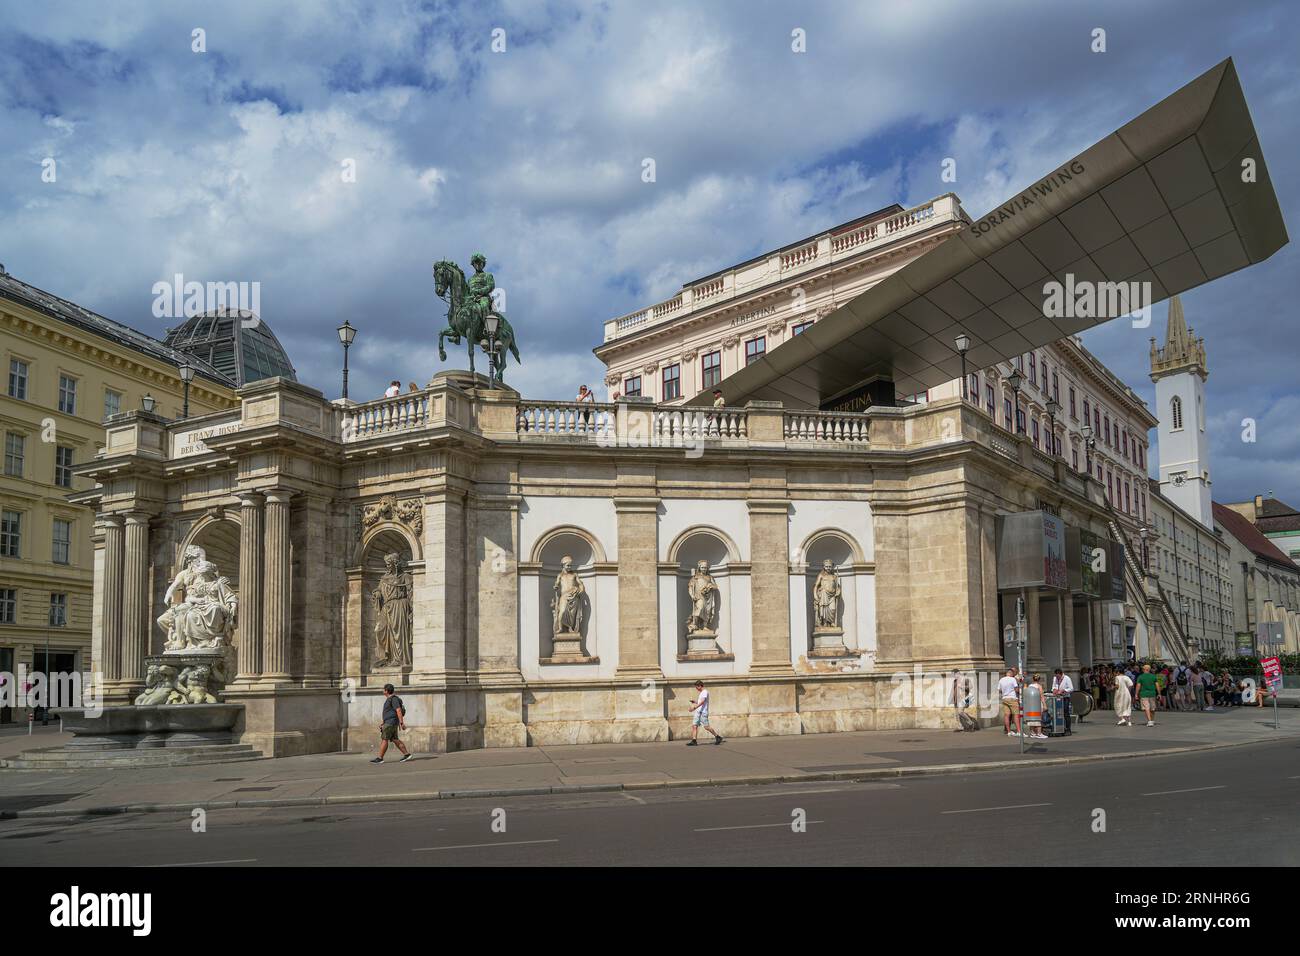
[[433, 252, 521, 384]]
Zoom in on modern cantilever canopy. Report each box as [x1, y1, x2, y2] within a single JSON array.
[[698, 58, 1288, 411]]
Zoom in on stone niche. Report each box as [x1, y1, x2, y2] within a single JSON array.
[[673, 529, 735, 661], [355, 527, 416, 683], [537, 531, 599, 664]]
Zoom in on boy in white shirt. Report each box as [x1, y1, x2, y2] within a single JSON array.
[[686, 680, 724, 746]]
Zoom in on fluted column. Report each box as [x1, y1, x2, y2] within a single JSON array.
[[261, 490, 294, 683], [100, 515, 125, 686], [236, 492, 265, 682], [120, 512, 152, 686]]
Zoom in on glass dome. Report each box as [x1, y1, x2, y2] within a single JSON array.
[[163, 310, 297, 386]]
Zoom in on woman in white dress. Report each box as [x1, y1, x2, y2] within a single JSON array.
[[1112, 670, 1134, 726]]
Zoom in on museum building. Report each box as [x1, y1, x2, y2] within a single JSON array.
[[65, 58, 1288, 756]]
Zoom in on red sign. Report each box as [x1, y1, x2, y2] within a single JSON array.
[[1261, 656, 1282, 689]]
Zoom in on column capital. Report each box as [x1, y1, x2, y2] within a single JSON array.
[[613, 496, 660, 513], [264, 488, 297, 505], [96, 512, 125, 527], [122, 510, 154, 526], [237, 490, 266, 507]]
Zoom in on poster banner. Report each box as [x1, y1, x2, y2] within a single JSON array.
[[996, 510, 1067, 591]]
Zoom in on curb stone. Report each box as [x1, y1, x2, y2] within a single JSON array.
[[1, 732, 1294, 821]]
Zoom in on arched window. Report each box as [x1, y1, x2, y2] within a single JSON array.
[[1170, 395, 1183, 430]]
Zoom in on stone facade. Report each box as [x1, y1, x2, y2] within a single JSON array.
[[72, 370, 1124, 755]]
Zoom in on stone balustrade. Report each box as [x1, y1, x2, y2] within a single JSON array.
[[652, 406, 748, 442], [341, 390, 433, 441], [601, 193, 963, 344], [783, 409, 869, 443], [516, 400, 616, 438]]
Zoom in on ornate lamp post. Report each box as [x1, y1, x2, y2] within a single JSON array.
[[1137, 525, 1151, 572], [1006, 369, 1024, 434], [1081, 423, 1095, 474], [141, 393, 157, 414], [178, 362, 194, 419], [1045, 397, 1060, 456], [482, 313, 501, 389], [337, 320, 357, 400], [955, 334, 971, 401]]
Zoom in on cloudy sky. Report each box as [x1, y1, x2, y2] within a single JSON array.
[[2, 0, 1297, 504]]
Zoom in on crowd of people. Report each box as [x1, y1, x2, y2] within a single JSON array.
[[1081, 660, 1270, 726]]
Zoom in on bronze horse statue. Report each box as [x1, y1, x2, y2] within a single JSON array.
[[432, 259, 521, 382]]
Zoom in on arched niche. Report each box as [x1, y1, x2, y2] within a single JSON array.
[[537, 530, 597, 659], [795, 529, 868, 658], [183, 515, 241, 591], [359, 527, 415, 674], [673, 528, 734, 658]]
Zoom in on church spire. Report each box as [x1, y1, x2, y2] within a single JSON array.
[[1150, 295, 1207, 381]]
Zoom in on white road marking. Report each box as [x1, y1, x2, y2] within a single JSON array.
[[412, 839, 559, 851], [141, 858, 257, 867], [1141, 785, 1227, 796], [942, 803, 1052, 814], [694, 821, 824, 832], [622, 793, 646, 804]]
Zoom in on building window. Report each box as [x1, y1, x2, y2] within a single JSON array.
[[8, 359, 28, 400], [1003, 398, 1013, 430], [1071, 449, 1079, 470], [104, 389, 122, 420], [1171, 395, 1183, 430], [1069, 387, 1077, 419], [1028, 352, 1036, 385], [792, 320, 814, 336], [0, 588, 14, 624], [1106, 470, 1113, 500], [3, 432, 24, 477], [1082, 398, 1090, 424], [662, 363, 681, 401], [55, 446, 75, 488], [745, 336, 766, 365], [1124, 482, 1131, 513], [1103, 415, 1110, 445], [1094, 408, 1101, 434], [1015, 403, 1025, 434], [52, 518, 72, 565], [58, 375, 77, 415], [1031, 419, 1040, 446], [622, 376, 641, 397], [49, 593, 67, 628], [0, 510, 20, 558], [985, 383, 995, 417], [701, 351, 722, 389], [1051, 371, 1059, 401]]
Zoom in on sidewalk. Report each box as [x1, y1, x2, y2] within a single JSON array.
[[1, 706, 1296, 819]]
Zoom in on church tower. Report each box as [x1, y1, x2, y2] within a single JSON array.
[[1150, 296, 1212, 528]]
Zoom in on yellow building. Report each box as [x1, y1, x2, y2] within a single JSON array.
[[0, 267, 242, 721]]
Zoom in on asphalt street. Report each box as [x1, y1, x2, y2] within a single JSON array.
[[1, 738, 1295, 867]]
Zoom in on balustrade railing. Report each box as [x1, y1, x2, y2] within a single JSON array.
[[652, 407, 748, 443], [783, 410, 869, 443], [516, 401, 616, 438], [342, 391, 432, 441]]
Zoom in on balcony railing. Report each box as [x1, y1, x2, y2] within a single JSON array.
[[783, 410, 869, 443], [516, 401, 616, 438], [341, 390, 433, 441], [652, 407, 748, 443]]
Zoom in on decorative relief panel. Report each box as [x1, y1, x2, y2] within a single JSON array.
[[358, 494, 424, 540]]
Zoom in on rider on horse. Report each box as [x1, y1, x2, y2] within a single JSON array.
[[467, 252, 496, 334]]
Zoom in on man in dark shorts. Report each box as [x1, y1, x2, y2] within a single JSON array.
[[371, 683, 414, 763]]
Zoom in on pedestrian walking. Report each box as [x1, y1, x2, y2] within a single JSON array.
[[1112, 669, 1134, 725], [951, 669, 978, 731], [370, 683, 414, 763], [686, 680, 724, 745], [1135, 663, 1160, 726], [1189, 664, 1204, 711], [999, 668, 1022, 737], [1201, 668, 1217, 711], [1173, 661, 1193, 711]]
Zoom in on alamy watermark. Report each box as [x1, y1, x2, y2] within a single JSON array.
[[0, 667, 103, 717], [151, 273, 261, 323]]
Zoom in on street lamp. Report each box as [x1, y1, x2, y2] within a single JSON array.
[[1081, 423, 1095, 474], [1180, 597, 1191, 645], [337, 320, 357, 400], [955, 334, 971, 401], [177, 362, 194, 419], [1045, 397, 1060, 456], [1006, 369, 1024, 434], [141, 393, 157, 414], [481, 314, 501, 389], [1137, 525, 1151, 572]]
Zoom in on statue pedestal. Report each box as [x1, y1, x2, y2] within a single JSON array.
[[541, 633, 599, 665], [679, 631, 732, 661], [365, 664, 413, 687], [809, 627, 850, 658], [138, 647, 234, 705]]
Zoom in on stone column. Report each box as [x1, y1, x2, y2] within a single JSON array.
[[747, 499, 793, 674], [236, 492, 265, 682], [1025, 588, 1046, 672], [261, 489, 294, 683], [101, 514, 125, 689], [120, 512, 152, 689], [1061, 594, 1079, 673], [613, 497, 662, 676]]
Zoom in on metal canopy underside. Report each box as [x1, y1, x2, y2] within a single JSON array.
[[698, 58, 1288, 409]]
